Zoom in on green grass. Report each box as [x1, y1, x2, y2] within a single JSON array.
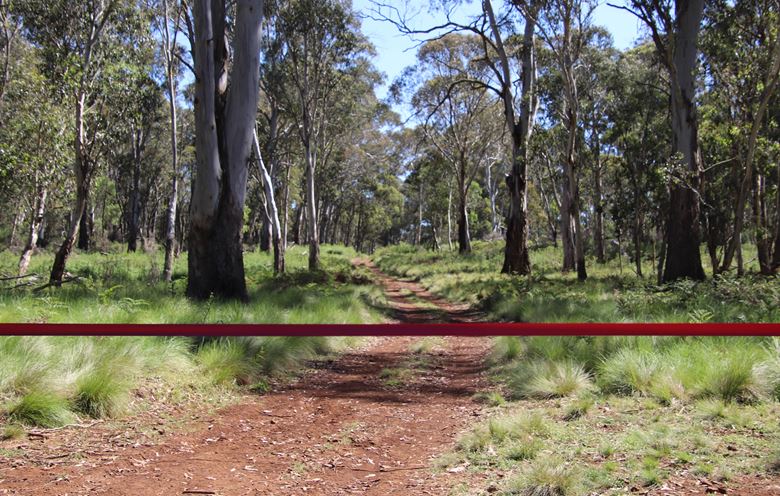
[[0, 244, 378, 427], [374, 241, 780, 322], [0, 244, 384, 324], [447, 336, 780, 494], [7, 391, 75, 427]]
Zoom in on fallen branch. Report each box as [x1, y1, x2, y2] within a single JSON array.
[[33, 276, 83, 293], [27, 419, 103, 437], [183, 490, 216, 495], [351, 465, 428, 473], [0, 273, 38, 282]]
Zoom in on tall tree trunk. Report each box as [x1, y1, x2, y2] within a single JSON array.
[[51, 94, 92, 284], [304, 143, 319, 270], [560, 176, 576, 271], [633, 212, 643, 278], [593, 144, 605, 263], [490, 0, 537, 275], [254, 130, 284, 274], [18, 183, 47, 276], [457, 191, 471, 254], [162, 0, 180, 283], [755, 173, 772, 274], [772, 159, 780, 272], [415, 182, 423, 246], [127, 131, 142, 252], [719, 35, 780, 273], [78, 200, 94, 251], [447, 178, 453, 251], [8, 209, 22, 247], [661, 0, 706, 282], [187, 0, 264, 301]]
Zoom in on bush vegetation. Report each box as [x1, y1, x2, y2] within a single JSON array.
[[0, 245, 373, 428], [437, 335, 780, 494], [375, 241, 780, 322]]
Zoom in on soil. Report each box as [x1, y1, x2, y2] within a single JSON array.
[[0, 262, 492, 495], [354, 258, 484, 323]]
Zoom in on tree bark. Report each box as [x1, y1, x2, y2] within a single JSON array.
[[489, 0, 536, 275], [593, 142, 605, 262], [661, 0, 706, 282], [560, 175, 576, 271], [254, 129, 284, 274], [162, 0, 180, 283], [18, 183, 47, 276], [51, 95, 91, 285], [457, 192, 471, 254], [304, 143, 320, 270], [127, 128, 143, 252], [187, 0, 264, 301]]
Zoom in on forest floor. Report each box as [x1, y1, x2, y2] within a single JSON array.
[[1, 253, 780, 495], [0, 341, 492, 495], [0, 261, 496, 495]]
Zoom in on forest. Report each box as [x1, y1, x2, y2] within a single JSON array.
[[1, 1, 780, 495], [0, 0, 777, 304]]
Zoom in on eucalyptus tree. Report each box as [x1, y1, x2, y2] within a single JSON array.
[[532, 0, 598, 280], [372, 0, 540, 272], [606, 43, 669, 279], [703, 0, 780, 275], [0, 0, 21, 108], [186, 0, 264, 300], [276, 0, 364, 271], [411, 34, 503, 253], [152, 0, 185, 281], [0, 43, 70, 275], [615, 0, 707, 282], [20, 0, 153, 284], [579, 27, 616, 264]]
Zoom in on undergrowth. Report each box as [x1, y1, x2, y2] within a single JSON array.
[[374, 242, 780, 322]]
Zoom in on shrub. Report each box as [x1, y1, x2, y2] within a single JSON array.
[[492, 337, 525, 363], [563, 395, 595, 421], [698, 353, 764, 403], [504, 456, 583, 496], [196, 338, 257, 386], [598, 349, 659, 395], [514, 361, 592, 399], [72, 367, 131, 418], [7, 391, 74, 427]]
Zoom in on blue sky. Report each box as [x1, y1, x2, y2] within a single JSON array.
[[352, 0, 645, 101]]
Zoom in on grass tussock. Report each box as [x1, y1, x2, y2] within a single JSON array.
[[7, 391, 74, 427], [504, 457, 583, 496]]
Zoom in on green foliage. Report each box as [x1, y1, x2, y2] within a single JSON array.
[[7, 390, 74, 427], [511, 360, 592, 399], [72, 368, 131, 418], [0, 246, 384, 324], [503, 457, 583, 496], [196, 338, 259, 386], [375, 242, 780, 323]]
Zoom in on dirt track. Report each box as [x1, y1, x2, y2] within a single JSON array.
[[0, 263, 492, 495]]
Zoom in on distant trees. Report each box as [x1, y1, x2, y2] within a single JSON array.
[[2, 0, 780, 301]]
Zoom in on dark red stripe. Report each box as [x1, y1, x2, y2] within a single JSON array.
[[0, 323, 778, 336]]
